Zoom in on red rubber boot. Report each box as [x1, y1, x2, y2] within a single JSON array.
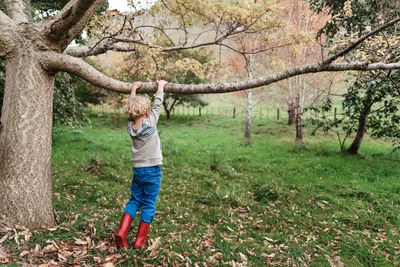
[[133, 221, 150, 249], [115, 213, 133, 249]]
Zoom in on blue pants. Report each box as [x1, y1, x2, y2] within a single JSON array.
[[123, 166, 161, 223]]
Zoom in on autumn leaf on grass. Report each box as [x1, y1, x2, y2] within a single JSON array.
[[148, 237, 162, 257], [0, 234, 8, 245], [74, 237, 88, 246], [207, 252, 223, 265]]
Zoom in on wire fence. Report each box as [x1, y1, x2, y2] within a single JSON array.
[[88, 105, 343, 121], [169, 106, 342, 120]]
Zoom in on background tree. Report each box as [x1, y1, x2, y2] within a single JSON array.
[[271, 0, 329, 141], [307, 0, 400, 153], [0, 0, 399, 228]]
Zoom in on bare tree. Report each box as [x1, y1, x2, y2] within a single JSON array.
[[0, 0, 399, 228]]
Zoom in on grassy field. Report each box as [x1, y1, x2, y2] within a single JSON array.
[[1, 113, 400, 266]]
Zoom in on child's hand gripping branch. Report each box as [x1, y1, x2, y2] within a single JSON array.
[[156, 80, 168, 92], [130, 81, 142, 97], [115, 80, 168, 250]]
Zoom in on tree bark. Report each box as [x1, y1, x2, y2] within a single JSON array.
[[295, 108, 303, 142], [3, 0, 29, 23], [162, 101, 171, 119], [0, 52, 55, 227], [245, 91, 252, 139], [287, 103, 296, 125], [347, 105, 371, 154]]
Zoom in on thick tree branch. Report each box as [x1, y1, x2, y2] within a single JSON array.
[[41, 52, 400, 95], [3, 0, 29, 23], [43, 0, 105, 51]]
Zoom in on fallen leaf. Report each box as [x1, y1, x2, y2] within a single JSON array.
[[239, 252, 248, 263], [34, 244, 41, 252], [58, 253, 67, 262], [74, 238, 88, 245], [42, 244, 57, 253], [19, 250, 30, 257], [175, 253, 185, 261], [0, 235, 8, 245]]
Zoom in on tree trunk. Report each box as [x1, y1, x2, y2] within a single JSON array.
[[295, 106, 303, 142], [245, 91, 251, 139], [163, 101, 173, 120], [287, 103, 296, 125], [0, 53, 55, 227], [347, 106, 370, 155]]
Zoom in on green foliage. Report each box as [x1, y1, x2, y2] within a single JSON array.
[[74, 80, 106, 106], [307, 0, 400, 37], [0, 1, 5, 13], [30, 0, 109, 17], [306, 70, 400, 151], [30, 0, 71, 15], [53, 73, 88, 127]]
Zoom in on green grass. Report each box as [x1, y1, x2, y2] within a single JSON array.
[[1, 113, 400, 266]]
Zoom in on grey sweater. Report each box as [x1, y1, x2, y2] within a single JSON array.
[[127, 91, 164, 168]]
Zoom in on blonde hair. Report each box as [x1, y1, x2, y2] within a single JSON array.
[[125, 96, 151, 120]]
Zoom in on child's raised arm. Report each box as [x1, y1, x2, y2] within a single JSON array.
[[148, 80, 168, 126]]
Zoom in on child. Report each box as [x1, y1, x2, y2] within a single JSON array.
[[115, 80, 168, 249]]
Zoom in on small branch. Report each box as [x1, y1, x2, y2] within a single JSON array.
[[43, 0, 105, 51], [322, 17, 400, 65], [133, 25, 176, 45], [108, 45, 137, 53], [41, 51, 400, 95], [170, 98, 179, 111], [3, 0, 29, 23], [64, 38, 116, 57], [112, 37, 223, 51]]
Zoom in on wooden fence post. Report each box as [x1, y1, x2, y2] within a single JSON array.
[[233, 107, 236, 118], [334, 108, 337, 120], [199, 107, 201, 116], [277, 108, 280, 120]]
